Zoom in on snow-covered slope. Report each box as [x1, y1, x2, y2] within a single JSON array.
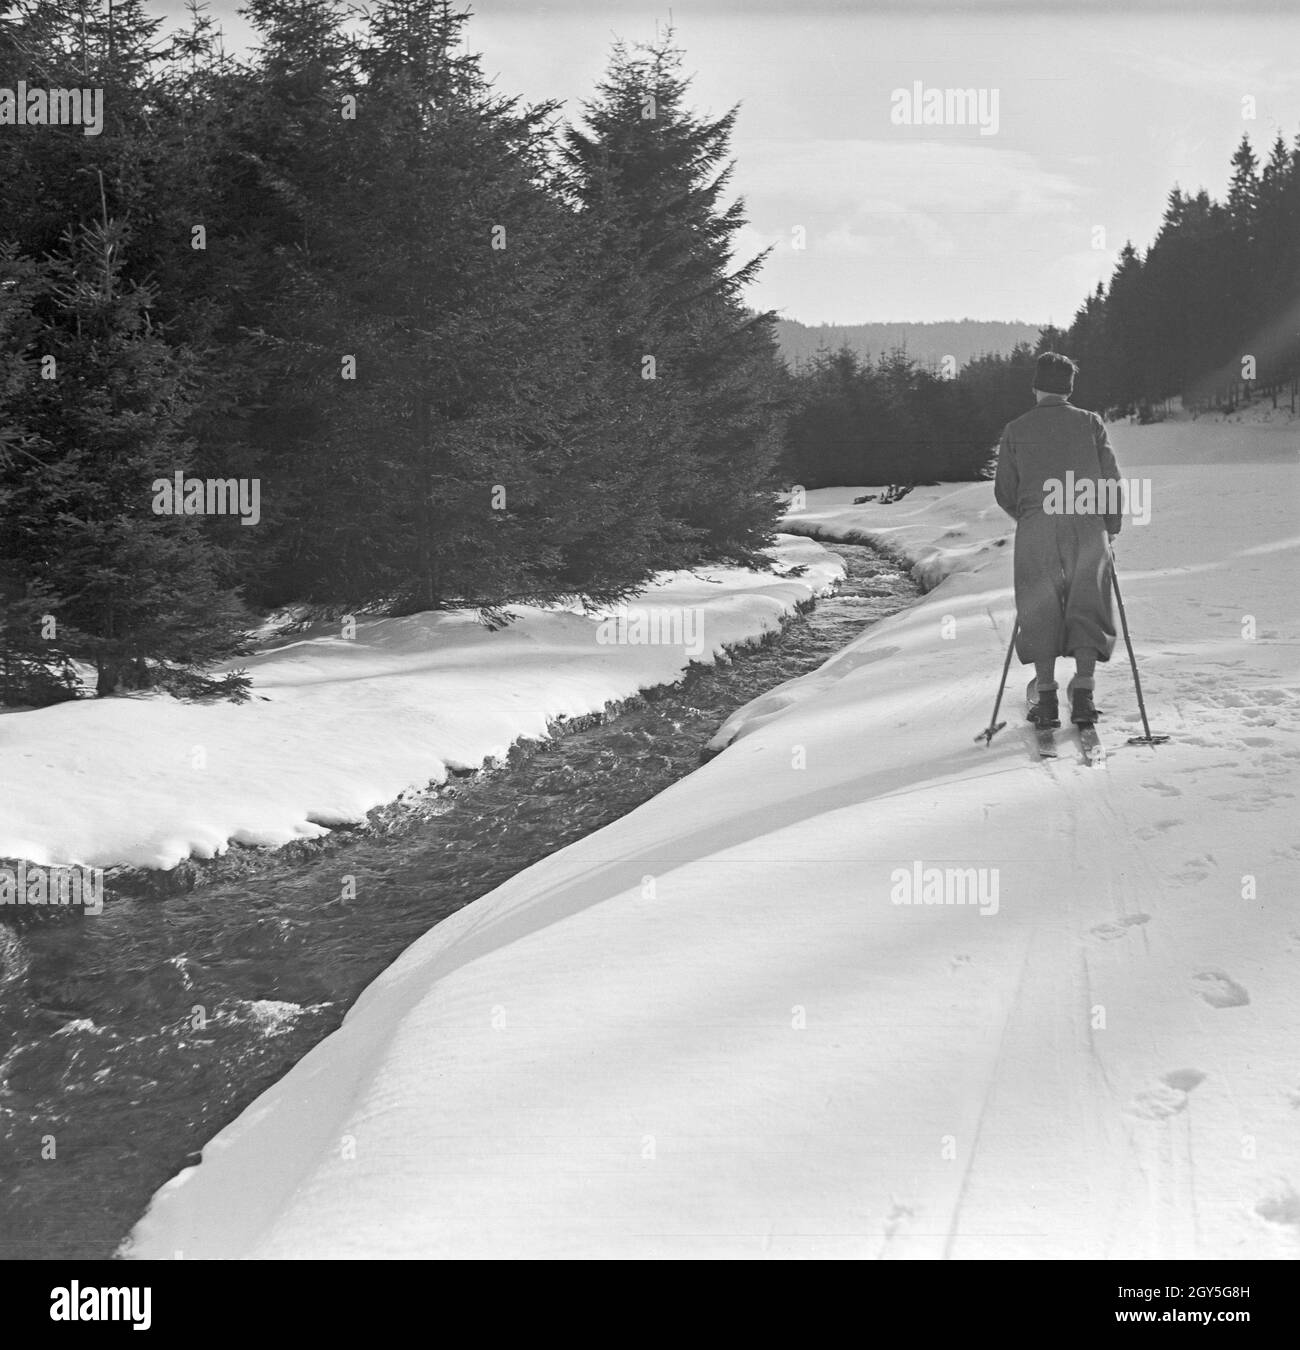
[[0, 537, 840, 870], [125, 418, 1300, 1259]]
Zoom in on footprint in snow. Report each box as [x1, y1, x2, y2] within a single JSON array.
[[1135, 818, 1182, 840], [1163, 1068, 1206, 1092], [1126, 1070, 1205, 1119], [1255, 1183, 1300, 1231], [1091, 923, 1128, 941], [883, 1201, 914, 1239], [1174, 857, 1214, 884], [1191, 969, 1250, 1008], [1089, 914, 1151, 941], [1141, 781, 1182, 798]]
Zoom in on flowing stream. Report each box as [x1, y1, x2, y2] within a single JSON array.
[[0, 541, 920, 1259]]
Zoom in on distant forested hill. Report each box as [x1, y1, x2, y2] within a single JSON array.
[[774, 318, 1044, 370]]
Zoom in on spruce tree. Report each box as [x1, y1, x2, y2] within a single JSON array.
[[563, 32, 784, 562], [0, 244, 82, 704], [3, 219, 249, 697], [250, 0, 686, 614]]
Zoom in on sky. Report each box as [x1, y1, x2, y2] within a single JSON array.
[[148, 1, 1300, 327]]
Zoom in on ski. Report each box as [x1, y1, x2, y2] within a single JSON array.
[[1058, 678, 1107, 764], [1076, 721, 1106, 765], [1025, 678, 1058, 758]]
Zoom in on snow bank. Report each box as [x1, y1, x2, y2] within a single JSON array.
[[0, 537, 841, 870], [127, 418, 1300, 1258], [782, 482, 1015, 591]]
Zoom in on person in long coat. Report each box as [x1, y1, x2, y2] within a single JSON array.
[[994, 352, 1123, 727]]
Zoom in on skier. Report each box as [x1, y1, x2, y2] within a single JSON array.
[[994, 353, 1124, 728]]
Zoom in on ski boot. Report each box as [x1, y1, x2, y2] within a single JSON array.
[[1066, 676, 1100, 726], [1025, 677, 1060, 728]]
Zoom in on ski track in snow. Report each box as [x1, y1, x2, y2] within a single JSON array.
[[776, 424, 1300, 1259]]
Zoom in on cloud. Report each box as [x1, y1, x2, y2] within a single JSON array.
[[731, 139, 1105, 322], [1115, 48, 1300, 96], [738, 138, 1085, 234]]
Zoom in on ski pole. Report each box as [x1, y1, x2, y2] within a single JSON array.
[[1108, 546, 1169, 746], [975, 613, 1019, 745]]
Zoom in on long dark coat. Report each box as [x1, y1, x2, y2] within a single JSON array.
[[994, 395, 1122, 664]]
